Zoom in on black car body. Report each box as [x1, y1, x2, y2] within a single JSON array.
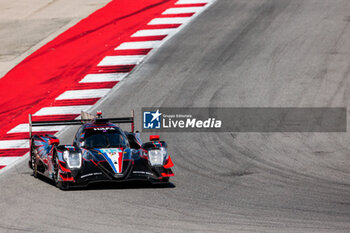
[[28, 112, 174, 189]]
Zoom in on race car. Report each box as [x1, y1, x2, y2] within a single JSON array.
[[28, 111, 174, 190]]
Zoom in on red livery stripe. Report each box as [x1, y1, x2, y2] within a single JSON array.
[[164, 156, 174, 168], [59, 161, 71, 172], [161, 172, 174, 177], [60, 174, 74, 182], [118, 150, 123, 173]]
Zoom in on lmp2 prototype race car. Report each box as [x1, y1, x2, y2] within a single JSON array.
[[28, 111, 174, 190]]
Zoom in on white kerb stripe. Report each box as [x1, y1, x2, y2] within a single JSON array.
[[0, 157, 25, 166], [0, 140, 29, 149], [98, 55, 145, 66], [176, 0, 212, 4], [33, 105, 91, 116], [8, 124, 66, 133], [80, 73, 127, 83], [148, 17, 190, 25], [162, 7, 202, 14], [115, 41, 162, 50], [132, 28, 177, 37], [56, 89, 111, 100]]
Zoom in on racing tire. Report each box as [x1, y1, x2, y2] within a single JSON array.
[[161, 177, 169, 183], [33, 161, 38, 178], [31, 145, 38, 178], [57, 181, 70, 190]]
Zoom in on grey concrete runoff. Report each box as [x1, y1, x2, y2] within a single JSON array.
[[1, 0, 350, 232], [0, 0, 110, 78]]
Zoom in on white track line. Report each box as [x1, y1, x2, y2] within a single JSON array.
[[148, 17, 190, 25], [33, 105, 92, 116], [56, 89, 111, 100], [8, 124, 66, 134], [98, 55, 146, 66], [80, 73, 127, 83], [0, 140, 29, 149], [115, 41, 162, 50], [162, 7, 202, 14], [176, 0, 212, 4], [131, 28, 177, 37]]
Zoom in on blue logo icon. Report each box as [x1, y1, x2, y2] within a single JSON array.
[[143, 110, 162, 129]]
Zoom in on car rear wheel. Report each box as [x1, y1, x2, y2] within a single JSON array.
[[31, 145, 38, 178], [162, 177, 169, 183]]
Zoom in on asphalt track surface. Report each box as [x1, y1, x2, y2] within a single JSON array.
[[1, 0, 350, 232]]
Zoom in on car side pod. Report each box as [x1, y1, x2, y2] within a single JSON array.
[[164, 156, 174, 169]]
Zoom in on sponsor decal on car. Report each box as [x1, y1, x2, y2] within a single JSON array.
[[81, 172, 103, 179], [93, 127, 116, 131], [99, 148, 123, 173]]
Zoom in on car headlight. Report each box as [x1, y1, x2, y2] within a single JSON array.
[[63, 150, 82, 169], [148, 147, 168, 166]]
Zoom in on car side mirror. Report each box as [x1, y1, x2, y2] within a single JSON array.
[[149, 135, 160, 141]]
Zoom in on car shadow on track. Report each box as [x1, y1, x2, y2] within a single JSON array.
[[86, 181, 176, 191], [34, 174, 176, 191]]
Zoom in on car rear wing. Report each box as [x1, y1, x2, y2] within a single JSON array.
[[29, 110, 135, 138]]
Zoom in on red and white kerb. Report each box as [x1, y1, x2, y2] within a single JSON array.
[[0, 0, 215, 173]]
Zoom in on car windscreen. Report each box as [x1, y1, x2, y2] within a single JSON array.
[[84, 127, 128, 148]]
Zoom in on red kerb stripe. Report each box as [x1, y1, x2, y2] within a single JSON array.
[[144, 24, 181, 29], [159, 13, 195, 17], [32, 114, 79, 121], [0, 149, 29, 157], [0, 0, 180, 140], [127, 35, 167, 41], [175, 3, 207, 7], [53, 98, 100, 106], [70, 82, 117, 90], [113, 49, 152, 56], [89, 65, 135, 73]]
